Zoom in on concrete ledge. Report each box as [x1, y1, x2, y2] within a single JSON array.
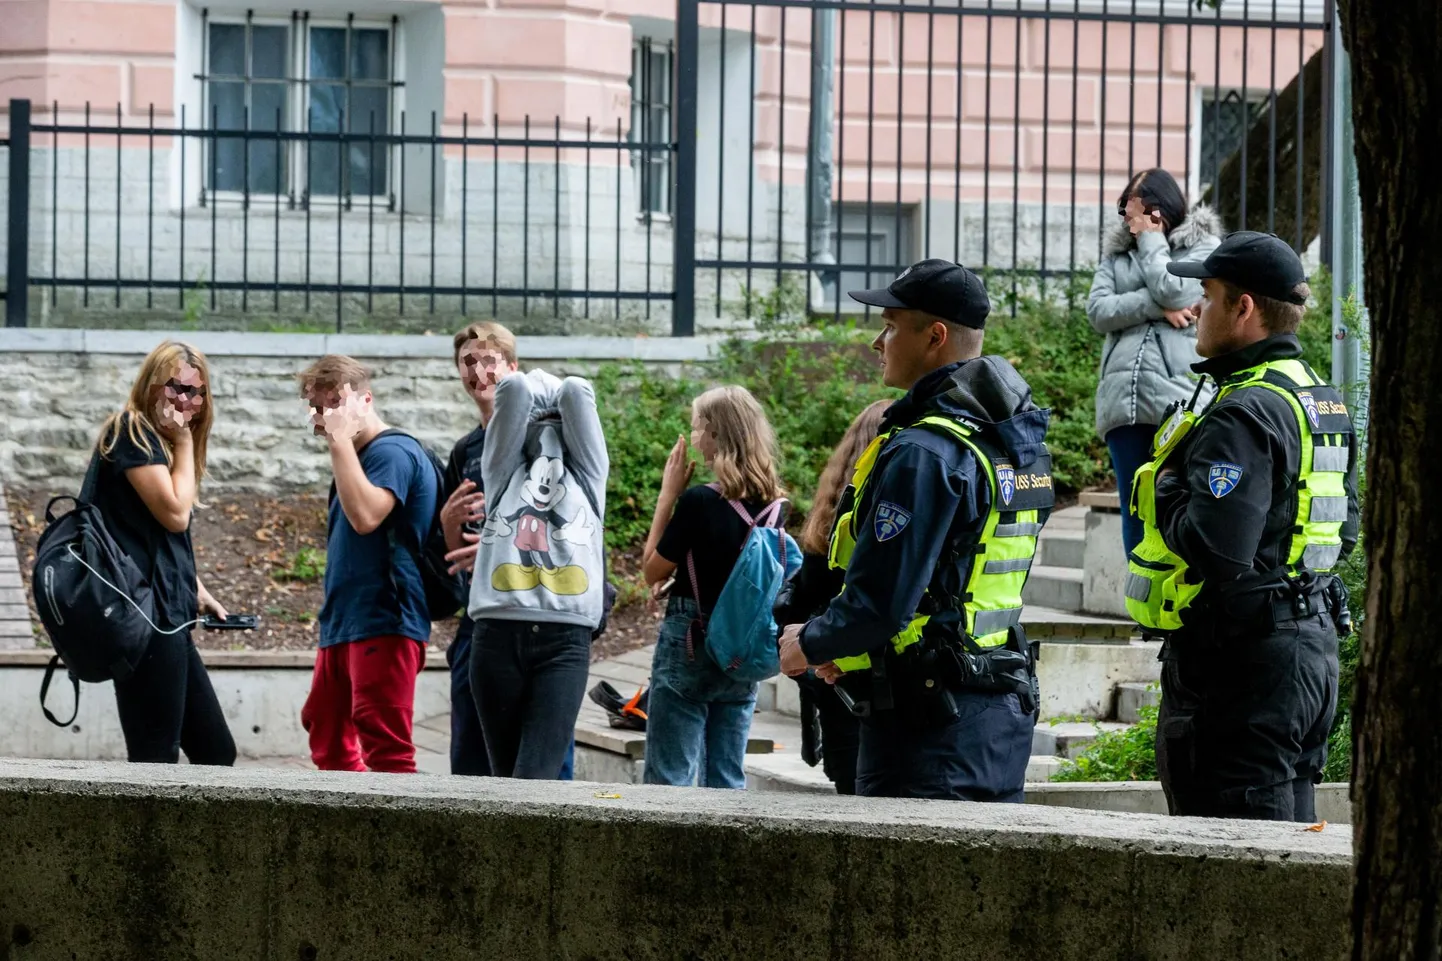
[[1079, 490, 1123, 513], [1082, 505, 1132, 619], [0, 328, 724, 362], [0, 662, 450, 760], [0, 759, 1350, 960], [1026, 781, 1354, 824], [0, 648, 448, 670]]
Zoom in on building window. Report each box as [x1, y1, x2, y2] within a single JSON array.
[[825, 203, 917, 306], [1199, 89, 1266, 194], [630, 38, 673, 217], [202, 13, 399, 204]]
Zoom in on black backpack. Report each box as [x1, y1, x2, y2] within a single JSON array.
[[32, 452, 160, 726], [329, 430, 467, 622]]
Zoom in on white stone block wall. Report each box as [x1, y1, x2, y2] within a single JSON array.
[[0, 330, 719, 495]]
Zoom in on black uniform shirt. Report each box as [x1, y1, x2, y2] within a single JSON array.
[[1154, 334, 1360, 615], [798, 359, 1052, 665]]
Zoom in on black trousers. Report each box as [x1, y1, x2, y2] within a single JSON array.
[[447, 616, 492, 776], [1156, 612, 1339, 822], [113, 628, 236, 765], [856, 690, 1035, 801], [470, 619, 590, 779], [794, 673, 861, 795]]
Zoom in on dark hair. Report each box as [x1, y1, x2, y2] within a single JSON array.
[[1118, 168, 1188, 236], [1220, 280, 1311, 336]]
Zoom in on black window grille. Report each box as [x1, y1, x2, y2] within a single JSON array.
[[200, 10, 402, 205], [630, 38, 674, 217]]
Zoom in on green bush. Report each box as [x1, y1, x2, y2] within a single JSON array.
[[1297, 268, 1334, 374], [273, 546, 325, 583], [986, 274, 1109, 491], [597, 273, 1112, 553], [1051, 700, 1159, 782]]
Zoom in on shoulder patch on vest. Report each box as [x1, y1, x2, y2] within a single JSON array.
[[996, 465, 1017, 506], [1208, 462, 1244, 498], [1290, 384, 1352, 434], [993, 455, 1056, 512], [874, 501, 911, 542]]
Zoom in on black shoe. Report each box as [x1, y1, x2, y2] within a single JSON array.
[[588, 680, 648, 731]]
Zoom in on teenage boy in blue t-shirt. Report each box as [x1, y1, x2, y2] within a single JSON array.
[[298, 354, 438, 773]]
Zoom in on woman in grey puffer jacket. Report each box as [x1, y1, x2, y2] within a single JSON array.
[[1088, 168, 1222, 555]]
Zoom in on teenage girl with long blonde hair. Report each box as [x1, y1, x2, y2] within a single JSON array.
[[91, 340, 236, 765], [640, 385, 787, 788]]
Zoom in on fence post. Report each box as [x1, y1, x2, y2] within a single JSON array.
[[671, 0, 699, 337], [6, 98, 31, 327]]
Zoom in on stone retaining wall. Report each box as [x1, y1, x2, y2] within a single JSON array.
[[0, 759, 1351, 961], [0, 329, 717, 494]]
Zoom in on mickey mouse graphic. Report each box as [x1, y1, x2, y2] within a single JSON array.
[[482, 425, 593, 596]]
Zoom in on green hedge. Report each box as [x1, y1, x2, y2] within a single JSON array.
[[596, 274, 1114, 552]]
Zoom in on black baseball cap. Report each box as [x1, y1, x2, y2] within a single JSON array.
[[848, 258, 991, 329], [1166, 231, 1308, 305]]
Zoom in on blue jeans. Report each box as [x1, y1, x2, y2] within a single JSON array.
[[471, 619, 591, 780], [643, 597, 758, 789], [1106, 423, 1157, 557]]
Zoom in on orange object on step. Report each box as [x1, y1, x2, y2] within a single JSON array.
[[622, 686, 648, 721]]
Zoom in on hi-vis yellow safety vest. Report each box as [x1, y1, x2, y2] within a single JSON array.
[[1125, 358, 1354, 632], [826, 414, 1055, 674]]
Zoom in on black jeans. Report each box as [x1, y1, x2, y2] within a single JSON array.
[[1157, 613, 1339, 821], [113, 629, 236, 765], [447, 616, 492, 776], [470, 619, 590, 779]]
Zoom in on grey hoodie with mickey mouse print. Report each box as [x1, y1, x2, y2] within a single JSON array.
[[466, 368, 609, 628]]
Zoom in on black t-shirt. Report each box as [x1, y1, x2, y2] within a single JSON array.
[[443, 423, 488, 507], [657, 485, 789, 615], [444, 424, 487, 630], [90, 413, 198, 628]]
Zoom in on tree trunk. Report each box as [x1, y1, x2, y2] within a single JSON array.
[[1201, 46, 1325, 248], [1342, 1, 1442, 958]]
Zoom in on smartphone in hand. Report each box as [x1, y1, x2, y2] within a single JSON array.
[[202, 613, 260, 631]]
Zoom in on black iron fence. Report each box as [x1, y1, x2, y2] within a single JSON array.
[[2, 96, 678, 333], [2, 0, 1337, 335]]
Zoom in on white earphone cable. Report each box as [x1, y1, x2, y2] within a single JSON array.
[[65, 543, 204, 636]]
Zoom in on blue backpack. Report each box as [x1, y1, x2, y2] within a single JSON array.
[[684, 491, 801, 684]]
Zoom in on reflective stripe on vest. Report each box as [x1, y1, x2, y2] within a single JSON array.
[[1124, 358, 1354, 632], [826, 413, 1053, 673]]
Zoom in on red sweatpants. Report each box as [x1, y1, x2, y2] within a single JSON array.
[[301, 636, 426, 773]]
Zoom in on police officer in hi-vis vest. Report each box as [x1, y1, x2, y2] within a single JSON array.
[[778, 260, 1054, 801], [1126, 232, 1358, 822]]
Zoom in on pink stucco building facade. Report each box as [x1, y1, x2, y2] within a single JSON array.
[[0, 0, 1327, 330]]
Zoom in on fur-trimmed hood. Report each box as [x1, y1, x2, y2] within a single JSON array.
[[1102, 204, 1224, 258]]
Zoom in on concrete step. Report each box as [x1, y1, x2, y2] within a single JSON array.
[[1045, 505, 1088, 531], [750, 753, 1096, 792], [1021, 565, 1084, 612], [1037, 529, 1084, 570], [757, 673, 802, 718], [1032, 721, 1132, 760], [1025, 754, 1065, 782], [1116, 681, 1160, 724], [745, 751, 834, 794]]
